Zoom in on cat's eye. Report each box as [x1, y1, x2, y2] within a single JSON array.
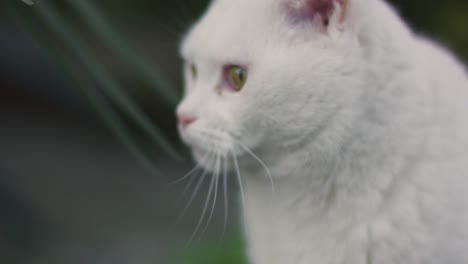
[[224, 65, 248, 92], [190, 64, 197, 78]]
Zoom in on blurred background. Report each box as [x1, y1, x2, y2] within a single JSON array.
[[0, 1, 466, 264]]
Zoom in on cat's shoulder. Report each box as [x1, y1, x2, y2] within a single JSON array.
[[412, 36, 467, 81]]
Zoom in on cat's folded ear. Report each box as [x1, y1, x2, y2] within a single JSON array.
[[284, 0, 349, 27]]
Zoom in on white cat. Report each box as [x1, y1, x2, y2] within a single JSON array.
[[176, 0, 468, 263]]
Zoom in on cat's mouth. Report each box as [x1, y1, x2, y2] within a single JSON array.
[[190, 143, 241, 171], [190, 139, 265, 174], [181, 125, 234, 150], [180, 125, 265, 173]]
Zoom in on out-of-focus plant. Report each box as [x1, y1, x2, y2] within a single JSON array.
[[9, 0, 182, 172], [390, 0, 468, 62], [174, 235, 247, 264], [21, 0, 34, 5]]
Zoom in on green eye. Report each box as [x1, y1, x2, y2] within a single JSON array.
[[226, 65, 247, 91], [190, 64, 197, 78]]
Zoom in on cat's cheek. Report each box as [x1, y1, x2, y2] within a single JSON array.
[[240, 118, 269, 147]]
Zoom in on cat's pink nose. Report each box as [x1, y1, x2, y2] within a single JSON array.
[[177, 112, 196, 129]]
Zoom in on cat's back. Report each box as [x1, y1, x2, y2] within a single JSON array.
[[414, 35, 467, 96], [399, 35, 468, 263], [410, 36, 468, 155]]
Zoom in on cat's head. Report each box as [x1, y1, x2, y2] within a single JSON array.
[[177, 0, 373, 171]]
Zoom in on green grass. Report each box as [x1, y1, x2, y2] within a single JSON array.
[[174, 235, 247, 264]]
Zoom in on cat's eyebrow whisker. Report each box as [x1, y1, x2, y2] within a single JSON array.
[[167, 150, 211, 186], [232, 149, 246, 213], [237, 141, 276, 198], [199, 152, 221, 241], [221, 156, 229, 242], [186, 154, 218, 247]]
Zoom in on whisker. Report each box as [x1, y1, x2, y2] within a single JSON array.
[[176, 153, 216, 225], [199, 152, 221, 240], [186, 155, 218, 246], [167, 151, 211, 186], [232, 149, 246, 213], [237, 141, 276, 198], [175, 168, 200, 206], [221, 156, 229, 242]]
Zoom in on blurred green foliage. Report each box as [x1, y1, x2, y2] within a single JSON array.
[[68, 0, 468, 62], [174, 235, 247, 264], [6, 0, 184, 168], [390, 0, 468, 61]]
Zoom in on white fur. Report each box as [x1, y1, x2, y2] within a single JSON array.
[[177, 0, 468, 263]]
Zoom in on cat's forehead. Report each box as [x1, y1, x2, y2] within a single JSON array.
[[181, 0, 281, 62]]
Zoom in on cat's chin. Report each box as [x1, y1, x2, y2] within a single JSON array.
[[191, 148, 222, 172]]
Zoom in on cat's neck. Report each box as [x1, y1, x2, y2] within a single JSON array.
[[244, 61, 427, 216], [244, 113, 423, 218], [242, 88, 426, 263]]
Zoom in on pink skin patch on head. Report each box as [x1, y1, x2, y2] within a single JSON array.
[[285, 0, 345, 25]]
